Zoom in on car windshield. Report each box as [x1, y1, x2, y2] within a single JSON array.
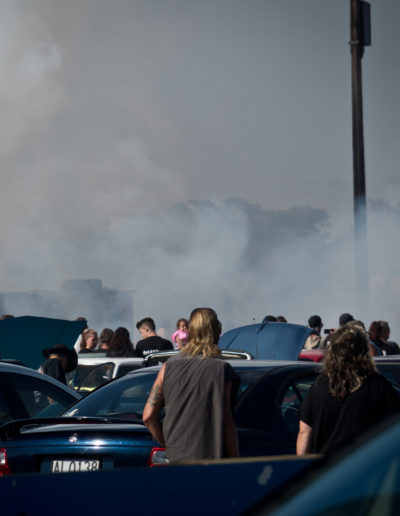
[[66, 364, 112, 391], [63, 367, 268, 421]]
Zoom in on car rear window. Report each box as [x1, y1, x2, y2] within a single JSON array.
[[233, 368, 271, 401], [64, 371, 158, 420]]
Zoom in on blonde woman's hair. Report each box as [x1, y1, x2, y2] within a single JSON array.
[[80, 328, 97, 351], [323, 323, 376, 400], [181, 308, 222, 359]]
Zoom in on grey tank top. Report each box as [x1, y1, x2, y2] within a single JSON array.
[[162, 354, 230, 463]]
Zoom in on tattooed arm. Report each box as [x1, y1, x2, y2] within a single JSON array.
[[143, 364, 166, 447]]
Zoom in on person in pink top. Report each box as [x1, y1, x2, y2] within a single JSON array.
[[171, 318, 189, 349]]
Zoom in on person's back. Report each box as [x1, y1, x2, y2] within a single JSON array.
[[40, 357, 67, 384], [106, 327, 135, 358], [301, 372, 398, 454], [162, 354, 229, 462], [135, 317, 173, 357], [142, 308, 239, 464], [304, 315, 324, 350], [297, 324, 400, 456], [40, 344, 77, 385], [135, 335, 173, 357]]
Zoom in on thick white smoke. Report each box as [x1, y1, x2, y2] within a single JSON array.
[[0, 2, 399, 343]]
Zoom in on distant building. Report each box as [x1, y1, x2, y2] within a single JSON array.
[[0, 279, 134, 334]]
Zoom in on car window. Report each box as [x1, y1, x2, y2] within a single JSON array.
[[78, 364, 115, 393], [0, 389, 12, 425], [64, 371, 158, 420], [66, 365, 96, 390], [280, 376, 315, 434], [8, 372, 77, 418], [233, 369, 272, 402], [376, 365, 400, 387], [66, 364, 114, 391], [116, 365, 143, 377]]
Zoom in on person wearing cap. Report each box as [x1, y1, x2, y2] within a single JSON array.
[[304, 315, 324, 350], [40, 344, 78, 385]]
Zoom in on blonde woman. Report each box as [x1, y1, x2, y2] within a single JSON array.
[[143, 307, 239, 463], [79, 329, 98, 353]]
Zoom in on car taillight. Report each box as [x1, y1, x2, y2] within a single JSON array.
[[0, 449, 10, 476], [148, 447, 169, 467]]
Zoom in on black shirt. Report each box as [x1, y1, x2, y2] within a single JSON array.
[[300, 372, 400, 454], [40, 358, 67, 385], [135, 336, 173, 358], [372, 338, 400, 355]]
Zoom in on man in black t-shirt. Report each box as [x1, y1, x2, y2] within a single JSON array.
[[135, 317, 173, 358]]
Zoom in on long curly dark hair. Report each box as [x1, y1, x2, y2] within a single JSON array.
[[323, 323, 376, 401], [106, 327, 135, 357]]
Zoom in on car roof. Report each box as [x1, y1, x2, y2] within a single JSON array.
[[0, 361, 81, 398], [230, 359, 318, 369], [0, 361, 40, 374], [127, 359, 318, 375], [374, 356, 400, 363], [77, 356, 143, 366]]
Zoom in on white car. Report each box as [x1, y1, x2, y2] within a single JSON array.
[[67, 354, 144, 393], [67, 350, 253, 394]]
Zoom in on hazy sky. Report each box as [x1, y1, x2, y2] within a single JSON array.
[[1, 1, 399, 337]]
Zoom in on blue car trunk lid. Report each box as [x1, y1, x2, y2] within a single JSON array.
[[0, 419, 157, 473]]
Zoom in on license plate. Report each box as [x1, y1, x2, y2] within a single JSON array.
[[51, 459, 100, 473]]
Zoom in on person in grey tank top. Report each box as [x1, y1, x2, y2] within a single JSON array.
[[143, 307, 239, 464]]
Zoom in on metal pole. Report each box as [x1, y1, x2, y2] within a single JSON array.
[[350, 0, 369, 320]]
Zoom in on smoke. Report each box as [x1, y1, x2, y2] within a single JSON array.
[[1, 191, 400, 340], [0, 2, 64, 158], [1, 2, 400, 342]]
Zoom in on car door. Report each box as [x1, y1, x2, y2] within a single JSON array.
[[0, 371, 79, 420], [235, 367, 317, 456]]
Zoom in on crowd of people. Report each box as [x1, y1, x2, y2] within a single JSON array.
[[265, 312, 400, 457], [33, 316, 188, 387], [3, 309, 400, 464], [68, 310, 400, 361], [299, 312, 400, 356], [297, 322, 400, 456], [72, 316, 190, 358]]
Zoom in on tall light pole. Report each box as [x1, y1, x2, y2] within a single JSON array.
[[350, 0, 371, 318]]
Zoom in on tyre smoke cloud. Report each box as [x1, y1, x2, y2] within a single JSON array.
[[0, 2, 400, 340], [2, 196, 400, 340]]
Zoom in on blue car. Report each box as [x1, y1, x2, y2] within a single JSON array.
[[0, 362, 80, 424], [1, 359, 399, 476], [247, 413, 400, 515], [0, 360, 321, 474]]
